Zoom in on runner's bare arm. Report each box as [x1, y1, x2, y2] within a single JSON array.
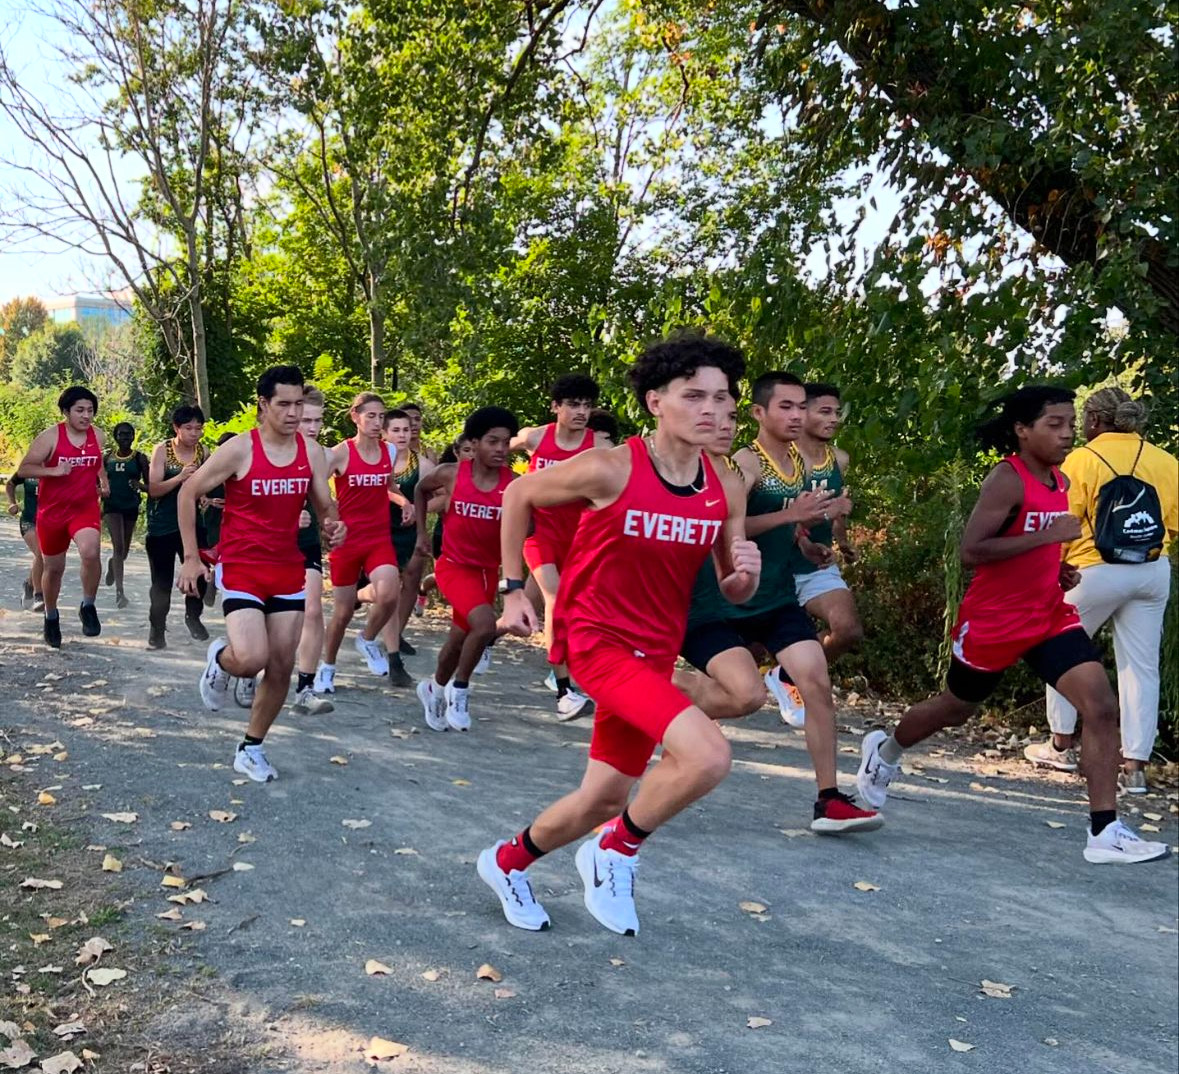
[[961, 461, 1080, 566], [414, 464, 456, 555], [16, 428, 69, 479], [714, 465, 760, 605], [307, 436, 345, 548], [508, 426, 545, 454], [148, 443, 188, 498], [4, 475, 19, 513]]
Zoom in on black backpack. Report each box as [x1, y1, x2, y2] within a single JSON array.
[[1085, 441, 1166, 564]]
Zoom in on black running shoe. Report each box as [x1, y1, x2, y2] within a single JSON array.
[[116, 592, 129, 609], [104, 558, 114, 586], [185, 615, 209, 642], [44, 616, 62, 649], [79, 603, 101, 637], [387, 653, 414, 688], [147, 627, 166, 650], [22, 580, 34, 605], [399, 637, 416, 656]]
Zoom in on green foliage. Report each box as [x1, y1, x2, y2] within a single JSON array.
[[0, 296, 48, 379], [0, 383, 62, 468], [9, 324, 89, 388]]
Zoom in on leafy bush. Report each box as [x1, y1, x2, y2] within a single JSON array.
[[0, 384, 62, 468]]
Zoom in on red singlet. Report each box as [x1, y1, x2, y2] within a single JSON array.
[[523, 424, 594, 571], [441, 460, 513, 569], [334, 439, 392, 546], [953, 454, 1080, 670], [220, 429, 310, 566], [35, 423, 102, 555]]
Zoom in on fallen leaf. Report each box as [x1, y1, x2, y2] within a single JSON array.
[[101, 855, 123, 873], [420, 969, 440, 982], [393, 847, 418, 856], [853, 881, 880, 893], [83, 967, 126, 987], [0, 1039, 36, 1068], [925, 775, 950, 784], [493, 988, 517, 999], [1143, 812, 1163, 822], [746, 1016, 772, 1029], [81, 785, 100, 791], [79, 1053, 98, 1063], [232, 862, 254, 872], [329, 755, 348, 765], [1044, 821, 1066, 829], [20, 878, 63, 891], [1, 833, 23, 848], [289, 919, 306, 928], [608, 958, 625, 967], [365, 960, 393, 976], [1158, 925, 1178, 934], [41, 1051, 83, 1073], [231, 779, 247, 786], [161, 875, 187, 889], [949, 1039, 975, 1052], [342, 819, 371, 830], [166, 889, 207, 905], [452, 779, 471, 787], [237, 832, 256, 844], [779, 828, 810, 838], [980, 979, 1014, 998], [74, 937, 113, 965], [156, 909, 183, 922], [169, 821, 191, 831], [476, 963, 503, 983], [29, 934, 50, 946], [101, 813, 137, 824], [738, 901, 768, 914], [37, 792, 56, 806], [0, 1021, 20, 1040], [1141, 824, 1161, 833], [50, 1023, 84, 1040], [208, 810, 237, 824], [52, 752, 68, 763], [365, 1038, 408, 1061], [44, 918, 68, 930], [179, 921, 206, 932], [1043, 1038, 1058, 1046]]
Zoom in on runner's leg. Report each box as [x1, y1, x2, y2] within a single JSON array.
[[74, 527, 101, 601], [296, 568, 325, 684], [805, 587, 863, 661], [145, 534, 174, 643], [40, 551, 66, 614], [1052, 661, 1118, 813], [359, 563, 399, 641], [22, 527, 44, 598], [672, 646, 766, 719], [247, 609, 303, 740], [778, 638, 838, 791], [322, 585, 358, 664]]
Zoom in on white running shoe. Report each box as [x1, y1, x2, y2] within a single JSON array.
[[556, 688, 591, 722], [355, 634, 389, 677], [292, 686, 334, 715], [765, 668, 806, 727], [474, 646, 492, 675], [544, 669, 559, 693], [575, 830, 640, 937], [233, 675, 257, 710], [313, 664, 336, 694], [1083, 820, 1169, 864], [199, 638, 231, 711], [233, 742, 277, 783], [444, 681, 471, 731], [417, 678, 447, 731], [476, 842, 551, 931], [857, 729, 900, 810]]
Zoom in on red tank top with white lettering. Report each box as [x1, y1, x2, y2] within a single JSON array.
[[957, 455, 1070, 636], [442, 460, 513, 569], [553, 437, 727, 664], [334, 438, 391, 547], [220, 429, 310, 565], [527, 424, 594, 549], [37, 423, 102, 519]]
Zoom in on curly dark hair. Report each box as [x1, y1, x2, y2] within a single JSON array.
[[628, 331, 745, 415], [463, 405, 519, 441], [975, 385, 1075, 454], [550, 373, 600, 404]]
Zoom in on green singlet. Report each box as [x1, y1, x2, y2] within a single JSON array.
[[104, 451, 145, 515], [146, 440, 206, 537], [390, 448, 420, 566], [796, 443, 843, 575]]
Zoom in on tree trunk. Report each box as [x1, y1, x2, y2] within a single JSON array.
[[369, 303, 385, 390], [185, 227, 211, 415]]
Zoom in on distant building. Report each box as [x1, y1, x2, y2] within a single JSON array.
[[44, 292, 132, 329]]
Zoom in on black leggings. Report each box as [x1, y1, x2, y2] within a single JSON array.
[[146, 531, 205, 632]]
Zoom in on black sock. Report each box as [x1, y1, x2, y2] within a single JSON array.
[[520, 826, 546, 860], [620, 807, 653, 842], [555, 676, 571, 699], [45, 608, 59, 621], [242, 734, 263, 748], [817, 786, 841, 801], [1090, 809, 1116, 836], [778, 667, 794, 685], [452, 680, 469, 690], [297, 672, 314, 692]]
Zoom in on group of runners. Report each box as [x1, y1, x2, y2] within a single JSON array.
[[5, 333, 1172, 941]]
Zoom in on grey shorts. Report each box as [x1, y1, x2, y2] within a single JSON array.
[[794, 564, 849, 607]]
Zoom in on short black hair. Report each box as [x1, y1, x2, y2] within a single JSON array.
[[401, 402, 423, 414], [550, 373, 600, 405], [216, 431, 236, 446], [587, 408, 619, 440], [628, 331, 745, 415], [58, 385, 98, 413], [751, 371, 803, 408], [440, 435, 470, 465], [805, 382, 840, 402], [976, 385, 1076, 454], [171, 404, 205, 427], [256, 364, 305, 401], [112, 421, 135, 437], [463, 406, 519, 441], [383, 408, 410, 427]]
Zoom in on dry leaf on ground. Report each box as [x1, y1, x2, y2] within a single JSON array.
[[608, 958, 625, 967], [0, 1039, 36, 1068], [452, 779, 471, 787], [101, 813, 137, 824], [29, 934, 50, 946], [169, 821, 191, 831], [208, 810, 237, 824], [74, 937, 113, 965], [1141, 824, 1161, 832], [393, 848, 418, 856], [365, 960, 393, 976], [853, 881, 880, 893], [948, 1039, 975, 1052], [1, 833, 23, 848], [365, 1038, 408, 1061], [84, 967, 126, 987], [166, 889, 207, 905], [161, 875, 187, 889], [40, 1050, 83, 1073], [342, 819, 371, 830], [100, 855, 122, 873], [494, 988, 517, 999], [1044, 821, 1066, 829], [156, 909, 183, 922], [0, 1022, 20, 1041], [20, 878, 63, 891], [738, 901, 768, 914], [420, 970, 440, 982], [36, 792, 56, 806], [289, 919, 306, 928], [179, 921, 207, 932], [476, 963, 503, 983], [50, 1023, 84, 1040], [329, 756, 348, 766], [980, 979, 1014, 998], [1143, 812, 1163, 822], [746, 1017, 772, 1029]]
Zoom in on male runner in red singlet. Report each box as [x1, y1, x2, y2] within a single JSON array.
[[178, 366, 345, 783], [857, 386, 1167, 864], [316, 392, 408, 689], [478, 333, 760, 936], [510, 374, 600, 720], [412, 407, 519, 732], [17, 386, 109, 648]]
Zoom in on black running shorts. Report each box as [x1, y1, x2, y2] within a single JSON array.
[[682, 603, 817, 672], [946, 627, 1101, 705]]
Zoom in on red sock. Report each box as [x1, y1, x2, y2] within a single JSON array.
[[599, 811, 649, 857], [496, 828, 543, 874]]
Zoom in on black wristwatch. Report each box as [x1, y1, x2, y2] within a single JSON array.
[[504, 578, 525, 593]]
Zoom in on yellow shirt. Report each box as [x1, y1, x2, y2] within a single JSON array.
[[1061, 432, 1179, 569]]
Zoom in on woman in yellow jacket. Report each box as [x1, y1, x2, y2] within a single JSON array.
[[1024, 387, 1178, 793]]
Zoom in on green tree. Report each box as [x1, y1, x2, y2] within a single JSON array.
[[10, 323, 89, 388], [0, 296, 48, 379]]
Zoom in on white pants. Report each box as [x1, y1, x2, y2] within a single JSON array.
[[1046, 558, 1171, 760]]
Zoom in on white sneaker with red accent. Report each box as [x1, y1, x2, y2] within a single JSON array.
[[575, 830, 640, 936]]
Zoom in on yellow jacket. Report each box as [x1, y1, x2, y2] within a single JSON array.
[[1061, 432, 1179, 568]]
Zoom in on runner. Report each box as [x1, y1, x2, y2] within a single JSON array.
[[587, 408, 619, 449], [291, 387, 334, 715], [145, 405, 210, 649], [794, 383, 864, 661], [413, 407, 518, 731], [510, 374, 600, 720], [401, 402, 439, 464], [856, 386, 1168, 864], [199, 431, 237, 610], [317, 392, 407, 691], [678, 372, 880, 833], [17, 386, 108, 648], [5, 472, 43, 610], [102, 422, 148, 608], [477, 333, 759, 936], [177, 365, 345, 782], [415, 437, 472, 614]]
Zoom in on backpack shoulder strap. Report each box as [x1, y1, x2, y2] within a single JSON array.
[[1083, 445, 1119, 477], [1128, 438, 1145, 477]]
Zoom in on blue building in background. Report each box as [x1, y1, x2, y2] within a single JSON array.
[[45, 293, 132, 328]]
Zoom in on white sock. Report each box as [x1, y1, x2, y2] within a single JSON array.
[[879, 735, 904, 765]]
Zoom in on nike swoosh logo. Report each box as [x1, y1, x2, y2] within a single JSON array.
[[593, 859, 605, 888], [705, 498, 721, 507], [1112, 488, 1145, 512]]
